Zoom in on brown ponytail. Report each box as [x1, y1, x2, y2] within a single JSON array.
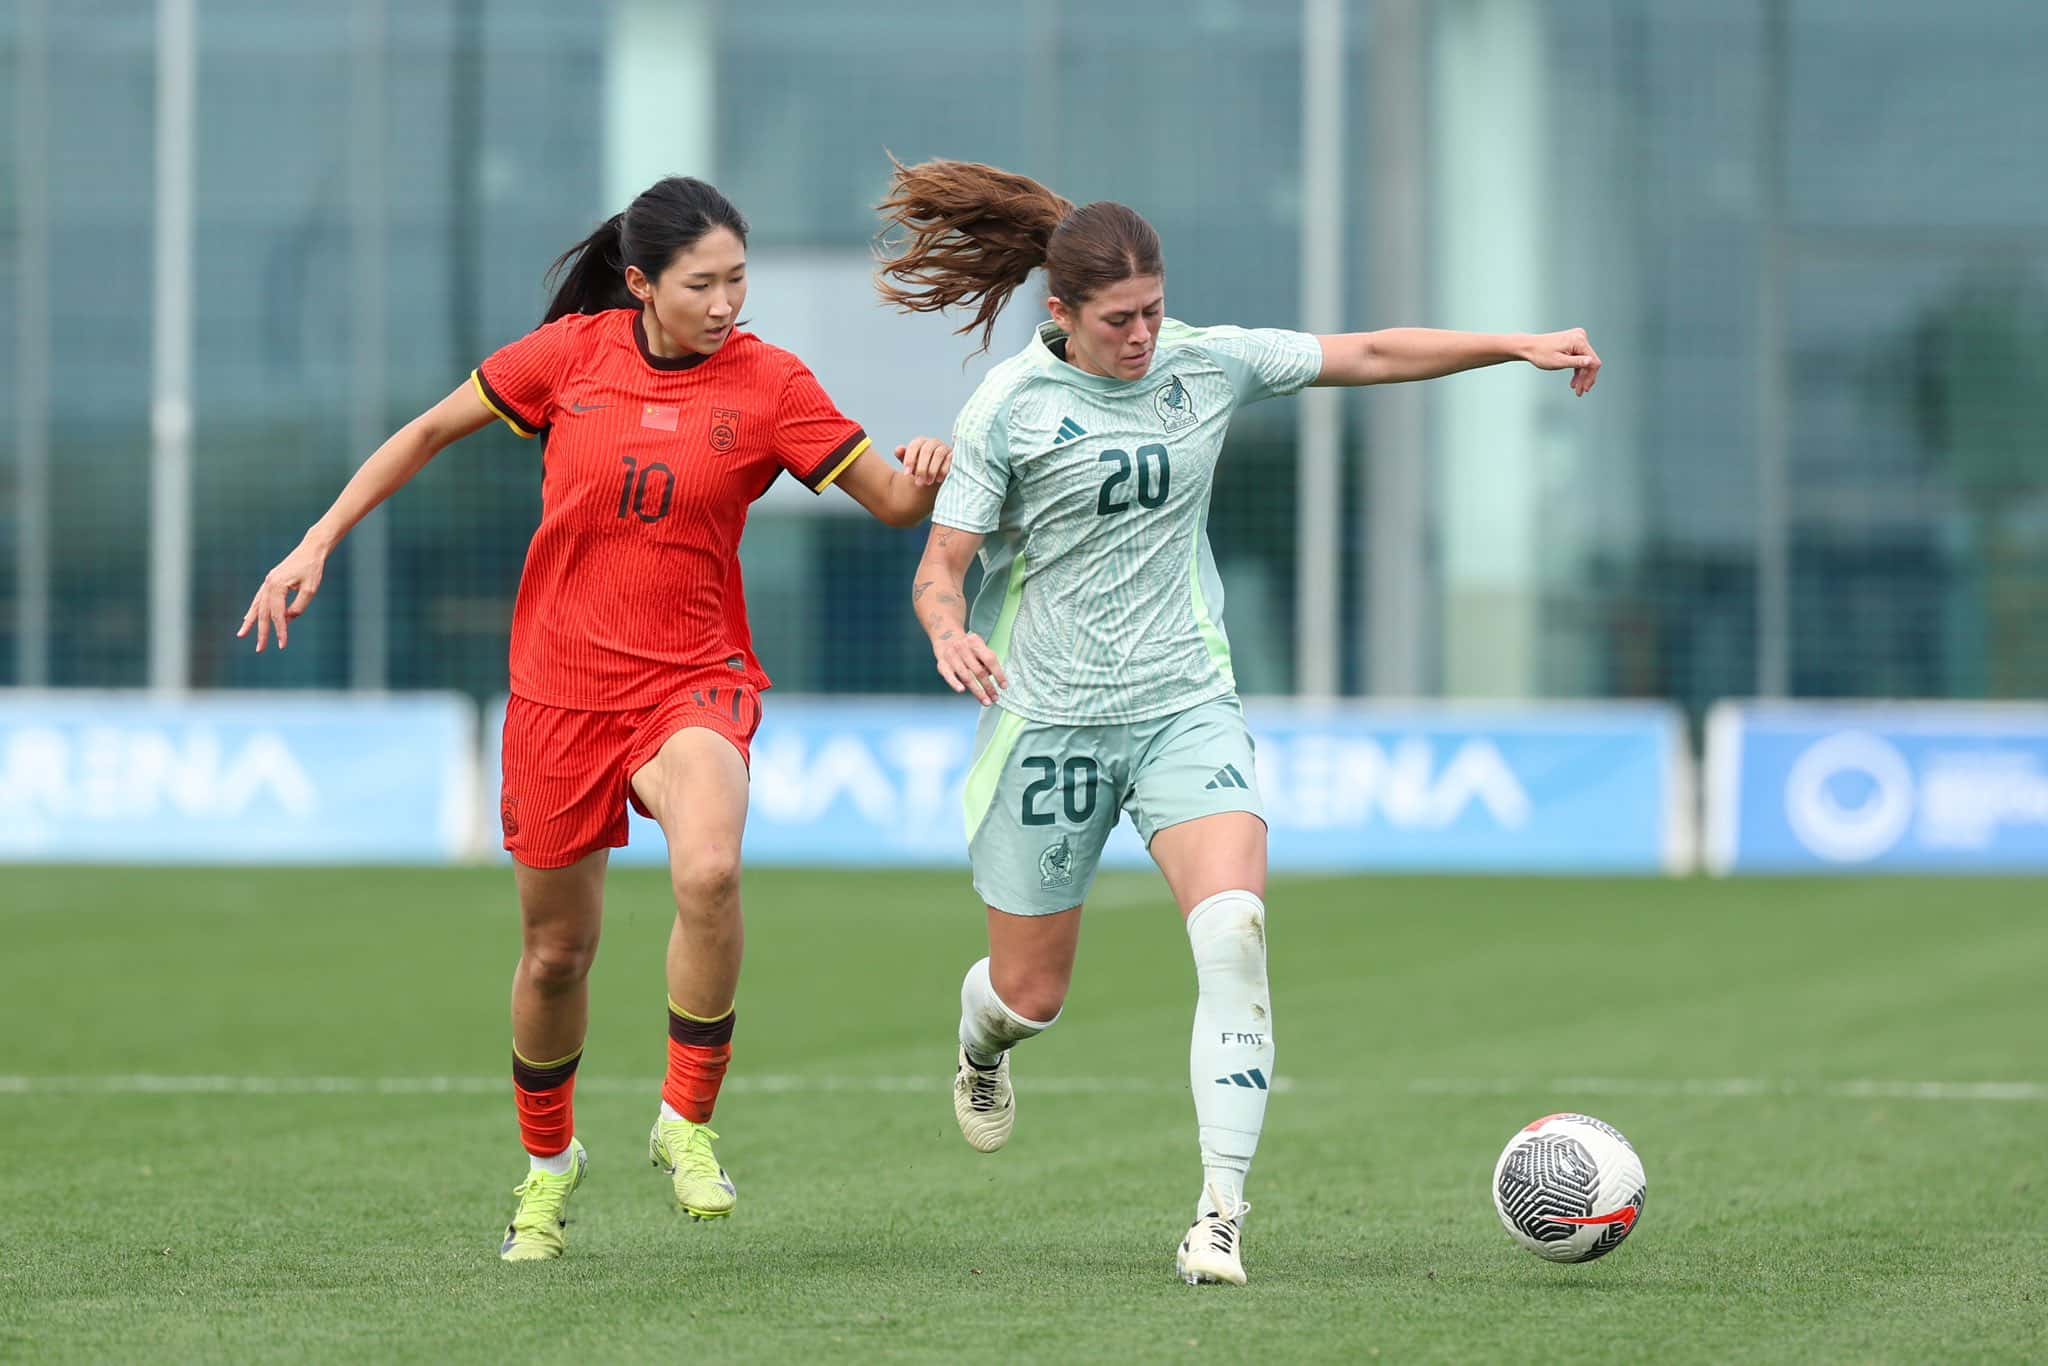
[[876, 156, 1163, 353]]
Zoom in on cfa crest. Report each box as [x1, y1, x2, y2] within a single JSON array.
[[1039, 835, 1075, 889], [1154, 375, 1197, 432], [710, 407, 741, 452]]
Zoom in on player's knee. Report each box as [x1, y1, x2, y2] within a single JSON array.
[[670, 844, 742, 912], [522, 935, 598, 990], [1187, 890, 1268, 986], [991, 967, 1070, 1025], [1005, 983, 1069, 1023]]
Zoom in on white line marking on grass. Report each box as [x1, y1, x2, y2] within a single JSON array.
[[1409, 1077, 2048, 1102], [4, 1074, 2034, 1103], [0, 1073, 1291, 1098]]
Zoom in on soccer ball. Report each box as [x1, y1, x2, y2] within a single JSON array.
[[1492, 1113, 1647, 1263]]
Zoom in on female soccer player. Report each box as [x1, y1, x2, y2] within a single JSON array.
[[877, 158, 1600, 1286], [239, 177, 953, 1261]]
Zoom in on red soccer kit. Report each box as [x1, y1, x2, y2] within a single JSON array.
[[473, 308, 869, 867]]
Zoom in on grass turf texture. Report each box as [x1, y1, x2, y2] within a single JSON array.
[[3, 869, 2044, 1364]]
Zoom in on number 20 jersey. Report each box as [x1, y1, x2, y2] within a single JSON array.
[[933, 319, 1324, 726], [474, 309, 869, 710]]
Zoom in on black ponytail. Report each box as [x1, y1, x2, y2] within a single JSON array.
[[542, 177, 750, 324], [542, 213, 634, 321]]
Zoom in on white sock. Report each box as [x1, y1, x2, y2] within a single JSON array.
[[1186, 890, 1273, 1218], [958, 956, 1058, 1068], [529, 1144, 576, 1176], [659, 1101, 688, 1125]]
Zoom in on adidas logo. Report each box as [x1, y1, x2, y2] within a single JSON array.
[[1204, 764, 1251, 791], [1215, 1069, 1269, 1090], [1052, 417, 1087, 447]]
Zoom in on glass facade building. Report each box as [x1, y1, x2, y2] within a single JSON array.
[[2, 0, 2044, 711]]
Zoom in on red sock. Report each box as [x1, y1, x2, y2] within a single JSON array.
[[663, 1001, 735, 1124], [512, 1048, 581, 1156]]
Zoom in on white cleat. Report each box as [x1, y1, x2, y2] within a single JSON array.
[[1176, 1184, 1251, 1286], [952, 1046, 1014, 1153]]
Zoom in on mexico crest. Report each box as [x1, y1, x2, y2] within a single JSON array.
[[1039, 835, 1075, 889], [1154, 375, 1197, 432]]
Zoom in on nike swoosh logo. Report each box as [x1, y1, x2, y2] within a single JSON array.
[[570, 401, 609, 413], [1547, 1207, 1639, 1232]]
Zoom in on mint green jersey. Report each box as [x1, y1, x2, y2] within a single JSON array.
[[933, 318, 1324, 725]]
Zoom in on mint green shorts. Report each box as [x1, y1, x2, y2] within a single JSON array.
[[962, 695, 1263, 916]]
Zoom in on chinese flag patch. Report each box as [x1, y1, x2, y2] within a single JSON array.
[[642, 404, 680, 432]]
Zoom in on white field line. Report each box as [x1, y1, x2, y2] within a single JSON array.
[[0, 1073, 1280, 1098], [1408, 1077, 2048, 1103], [0, 1074, 2040, 1101]]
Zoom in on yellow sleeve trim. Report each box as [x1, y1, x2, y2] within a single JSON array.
[[471, 369, 537, 439], [811, 436, 871, 494]]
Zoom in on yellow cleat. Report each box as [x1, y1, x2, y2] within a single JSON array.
[[498, 1139, 588, 1262], [649, 1115, 737, 1220]]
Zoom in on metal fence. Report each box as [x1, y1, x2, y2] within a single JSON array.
[[4, 0, 2046, 710]]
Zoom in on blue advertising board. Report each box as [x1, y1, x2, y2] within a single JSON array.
[[483, 696, 1690, 874], [0, 692, 477, 864], [1705, 702, 2048, 874]]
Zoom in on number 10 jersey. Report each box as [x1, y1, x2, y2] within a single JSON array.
[[475, 309, 869, 710]]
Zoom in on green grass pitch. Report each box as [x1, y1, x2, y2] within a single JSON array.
[[3, 868, 2044, 1363]]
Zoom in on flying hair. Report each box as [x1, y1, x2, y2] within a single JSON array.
[[875, 156, 1163, 353]]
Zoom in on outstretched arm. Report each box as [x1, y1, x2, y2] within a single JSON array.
[[833, 438, 954, 528], [912, 522, 1007, 705], [1312, 328, 1601, 396], [237, 381, 495, 651]]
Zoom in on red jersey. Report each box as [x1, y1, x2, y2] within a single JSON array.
[[473, 309, 869, 710]]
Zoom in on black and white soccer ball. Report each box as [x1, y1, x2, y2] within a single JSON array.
[[1492, 1113, 1647, 1263]]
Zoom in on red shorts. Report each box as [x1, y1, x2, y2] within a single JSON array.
[[499, 679, 763, 869]]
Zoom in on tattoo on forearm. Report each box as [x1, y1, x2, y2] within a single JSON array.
[[917, 568, 968, 643]]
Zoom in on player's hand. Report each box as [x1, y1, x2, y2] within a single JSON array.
[[897, 436, 953, 487], [237, 538, 329, 652], [933, 630, 1007, 706], [1523, 328, 1601, 396]]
